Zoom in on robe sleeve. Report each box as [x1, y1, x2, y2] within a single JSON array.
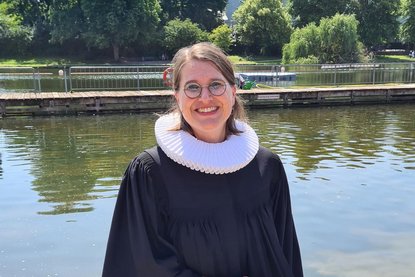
[[103, 151, 202, 277], [271, 156, 304, 277]]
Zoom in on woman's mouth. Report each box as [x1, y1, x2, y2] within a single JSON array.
[[196, 106, 218, 113]]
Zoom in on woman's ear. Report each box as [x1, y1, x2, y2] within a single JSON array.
[[231, 84, 237, 97], [231, 84, 237, 106]]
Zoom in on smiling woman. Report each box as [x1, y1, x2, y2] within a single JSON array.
[[173, 58, 236, 143], [103, 42, 303, 277]]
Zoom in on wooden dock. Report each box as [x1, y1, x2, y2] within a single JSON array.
[[1, 84, 415, 116]]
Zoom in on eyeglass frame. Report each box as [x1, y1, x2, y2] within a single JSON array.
[[181, 80, 229, 99]]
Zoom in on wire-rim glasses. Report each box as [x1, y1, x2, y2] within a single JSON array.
[[183, 80, 228, 99]]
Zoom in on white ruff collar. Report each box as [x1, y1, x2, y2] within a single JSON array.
[[154, 113, 259, 174]]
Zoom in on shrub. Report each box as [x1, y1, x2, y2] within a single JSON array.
[[163, 19, 208, 54], [209, 24, 233, 52]]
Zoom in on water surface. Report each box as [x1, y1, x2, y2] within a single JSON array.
[[0, 104, 414, 276]]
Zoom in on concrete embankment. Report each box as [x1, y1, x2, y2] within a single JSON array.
[[1, 84, 415, 116]]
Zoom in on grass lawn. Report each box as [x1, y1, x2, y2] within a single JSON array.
[[229, 55, 282, 65], [1, 54, 414, 67], [0, 57, 86, 67], [0, 55, 282, 67], [230, 55, 415, 65], [374, 55, 415, 63]]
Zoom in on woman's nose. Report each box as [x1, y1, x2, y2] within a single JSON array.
[[199, 86, 212, 100]]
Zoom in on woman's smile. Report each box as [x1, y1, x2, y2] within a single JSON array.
[[175, 59, 236, 143], [195, 106, 219, 113]]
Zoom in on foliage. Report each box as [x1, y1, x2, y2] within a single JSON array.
[[49, 0, 84, 44], [159, 0, 227, 30], [2, 0, 404, 62], [209, 24, 233, 52], [289, 0, 400, 49], [49, 0, 161, 61], [319, 14, 363, 63], [163, 19, 209, 54], [233, 0, 292, 55], [5, 0, 51, 27], [82, 0, 161, 61], [289, 0, 349, 27], [350, 0, 400, 48], [293, 55, 320, 64], [5, 0, 53, 56], [0, 2, 33, 57], [283, 14, 365, 64], [400, 0, 415, 47], [282, 23, 320, 64]]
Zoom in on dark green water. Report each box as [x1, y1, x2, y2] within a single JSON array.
[[1, 104, 414, 276]]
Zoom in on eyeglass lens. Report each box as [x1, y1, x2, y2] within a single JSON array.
[[184, 81, 227, 98]]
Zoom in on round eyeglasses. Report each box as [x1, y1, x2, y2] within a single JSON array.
[[183, 80, 228, 99]]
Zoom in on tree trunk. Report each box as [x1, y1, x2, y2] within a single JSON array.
[[112, 43, 120, 62]]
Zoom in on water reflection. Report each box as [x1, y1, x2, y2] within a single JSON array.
[[0, 106, 414, 215], [0, 104, 414, 276], [250, 105, 415, 179], [0, 114, 157, 215]]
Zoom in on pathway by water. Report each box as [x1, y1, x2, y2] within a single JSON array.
[[0, 104, 414, 276]]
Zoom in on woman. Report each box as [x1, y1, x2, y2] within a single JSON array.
[[103, 42, 303, 277]]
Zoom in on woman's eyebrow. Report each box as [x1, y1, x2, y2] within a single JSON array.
[[184, 78, 224, 85]]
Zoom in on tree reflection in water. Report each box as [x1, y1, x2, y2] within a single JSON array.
[[249, 104, 415, 178], [0, 114, 157, 215], [1, 104, 414, 216], [0, 104, 414, 276]]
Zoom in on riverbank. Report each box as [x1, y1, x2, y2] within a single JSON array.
[[1, 84, 415, 116], [1, 54, 413, 67]]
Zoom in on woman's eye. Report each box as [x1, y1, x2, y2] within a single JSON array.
[[210, 82, 224, 90], [186, 84, 200, 91]]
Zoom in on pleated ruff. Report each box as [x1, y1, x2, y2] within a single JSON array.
[[154, 113, 260, 175]]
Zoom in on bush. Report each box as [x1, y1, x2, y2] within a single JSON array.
[[319, 14, 363, 63], [294, 55, 320, 64], [163, 19, 208, 54], [282, 23, 320, 64], [209, 24, 233, 52], [282, 14, 366, 64], [0, 3, 33, 57], [233, 0, 292, 55]]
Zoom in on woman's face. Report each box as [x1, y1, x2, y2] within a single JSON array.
[[175, 59, 236, 143]]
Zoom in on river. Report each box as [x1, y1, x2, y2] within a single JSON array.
[[0, 104, 414, 276]]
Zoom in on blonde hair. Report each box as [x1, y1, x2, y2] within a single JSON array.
[[170, 42, 246, 137]]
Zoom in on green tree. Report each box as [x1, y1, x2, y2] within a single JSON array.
[[0, 2, 33, 56], [163, 18, 209, 54], [209, 24, 233, 52], [159, 0, 227, 30], [282, 13, 364, 64], [50, 0, 161, 61], [5, 0, 53, 55], [289, 0, 349, 27], [289, 0, 400, 48], [319, 14, 363, 63], [81, 0, 161, 61], [5, 0, 51, 28], [282, 23, 320, 64], [49, 0, 84, 44], [400, 0, 415, 48], [233, 0, 292, 55], [351, 0, 400, 48]]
